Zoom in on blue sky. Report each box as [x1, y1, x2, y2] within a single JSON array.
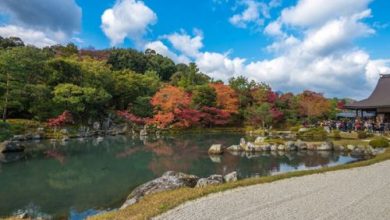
[[0, 0, 390, 99]]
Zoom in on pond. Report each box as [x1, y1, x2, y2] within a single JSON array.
[[0, 132, 363, 219]]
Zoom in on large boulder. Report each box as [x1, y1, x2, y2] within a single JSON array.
[[317, 142, 334, 151], [121, 171, 199, 209], [224, 171, 238, 183], [208, 144, 224, 155], [0, 141, 25, 153], [196, 175, 223, 188]]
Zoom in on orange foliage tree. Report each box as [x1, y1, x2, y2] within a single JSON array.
[[150, 86, 193, 128], [209, 83, 239, 113], [297, 90, 331, 118]]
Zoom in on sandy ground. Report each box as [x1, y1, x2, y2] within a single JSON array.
[[156, 160, 390, 220]]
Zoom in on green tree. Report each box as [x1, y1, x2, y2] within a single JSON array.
[[53, 83, 111, 118], [145, 49, 177, 81], [0, 46, 50, 121], [244, 103, 273, 128], [107, 48, 148, 73], [111, 70, 160, 110], [191, 85, 217, 109]]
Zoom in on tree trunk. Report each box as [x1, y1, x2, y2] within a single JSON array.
[[2, 72, 9, 122]]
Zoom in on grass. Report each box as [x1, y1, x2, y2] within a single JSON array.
[[89, 148, 390, 220]]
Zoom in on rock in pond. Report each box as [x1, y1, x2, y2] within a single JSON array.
[[208, 144, 224, 155], [347, 144, 356, 151], [286, 141, 297, 151], [226, 145, 242, 152], [196, 175, 223, 188], [277, 144, 286, 151], [254, 136, 266, 144], [121, 171, 199, 209], [317, 142, 333, 151], [224, 171, 238, 183], [0, 141, 25, 153], [296, 140, 308, 150]]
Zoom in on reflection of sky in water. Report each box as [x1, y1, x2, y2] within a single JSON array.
[[0, 133, 363, 219], [272, 156, 356, 175]]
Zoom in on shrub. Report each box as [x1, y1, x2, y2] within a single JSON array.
[[369, 137, 389, 148], [289, 126, 301, 132], [332, 130, 341, 139], [265, 138, 285, 145], [297, 127, 328, 141], [357, 131, 368, 139], [0, 122, 12, 141]]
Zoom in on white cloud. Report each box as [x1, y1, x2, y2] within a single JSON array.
[[138, 0, 389, 99], [229, 0, 267, 28], [144, 40, 191, 64], [163, 30, 204, 58], [281, 0, 372, 27], [101, 0, 157, 46], [264, 20, 284, 36], [196, 52, 245, 81], [0, 25, 58, 47], [0, 0, 82, 47]]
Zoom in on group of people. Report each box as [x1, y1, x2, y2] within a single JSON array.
[[314, 118, 389, 133]]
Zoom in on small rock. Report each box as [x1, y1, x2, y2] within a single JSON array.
[[209, 155, 222, 163], [286, 141, 297, 151], [317, 142, 333, 151], [224, 171, 238, 183], [254, 136, 266, 144], [96, 136, 104, 142], [245, 142, 256, 152], [307, 143, 317, 150], [347, 145, 356, 151], [277, 144, 286, 151], [240, 138, 246, 148], [0, 141, 25, 153], [60, 128, 68, 134], [32, 134, 41, 140], [296, 140, 308, 150], [208, 144, 224, 155], [226, 145, 242, 151], [260, 144, 271, 151], [270, 144, 278, 151], [334, 145, 345, 151], [196, 175, 223, 188], [298, 128, 309, 132], [12, 135, 26, 141], [62, 136, 69, 142]]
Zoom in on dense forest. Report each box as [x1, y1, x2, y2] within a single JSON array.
[[0, 36, 346, 129]]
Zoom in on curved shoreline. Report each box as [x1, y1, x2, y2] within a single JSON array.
[[90, 149, 390, 220], [156, 159, 390, 220]]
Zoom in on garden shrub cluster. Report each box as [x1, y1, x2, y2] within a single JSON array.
[[297, 128, 328, 141], [369, 137, 389, 148]]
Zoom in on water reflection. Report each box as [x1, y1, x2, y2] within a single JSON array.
[[0, 133, 361, 219]]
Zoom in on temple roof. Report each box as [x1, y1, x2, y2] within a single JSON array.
[[346, 74, 390, 110]]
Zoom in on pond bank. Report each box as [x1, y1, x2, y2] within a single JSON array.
[[155, 159, 390, 220], [89, 148, 390, 220]]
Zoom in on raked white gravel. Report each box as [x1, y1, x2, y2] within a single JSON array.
[[155, 160, 390, 220]]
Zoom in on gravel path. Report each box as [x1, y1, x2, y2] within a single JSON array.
[[156, 160, 390, 220]]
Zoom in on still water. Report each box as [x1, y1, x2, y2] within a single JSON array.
[[0, 133, 362, 219]]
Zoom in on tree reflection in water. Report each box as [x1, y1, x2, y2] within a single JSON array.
[[0, 133, 360, 219]]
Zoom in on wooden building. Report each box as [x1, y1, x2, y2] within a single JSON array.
[[345, 74, 390, 123]]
